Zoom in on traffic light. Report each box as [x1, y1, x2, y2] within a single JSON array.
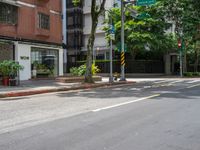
[[178, 39, 182, 49]]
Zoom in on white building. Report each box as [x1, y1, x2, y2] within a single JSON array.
[[82, 0, 116, 60]]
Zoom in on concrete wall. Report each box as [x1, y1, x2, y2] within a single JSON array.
[[15, 43, 31, 80]]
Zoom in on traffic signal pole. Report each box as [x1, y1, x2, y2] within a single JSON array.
[[180, 49, 183, 77], [120, 0, 126, 81], [178, 38, 183, 77], [179, 38, 183, 77]]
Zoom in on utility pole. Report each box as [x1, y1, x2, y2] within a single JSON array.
[[178, 38, 183, 77], [109, 34, 113, 83], [109, 14, 114, 83], [120, 0, 126, 81]]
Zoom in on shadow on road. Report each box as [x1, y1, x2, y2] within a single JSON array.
[[56, 84, 200, 100]]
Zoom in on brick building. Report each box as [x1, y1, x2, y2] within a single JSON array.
[[0, 0, 63, 80]]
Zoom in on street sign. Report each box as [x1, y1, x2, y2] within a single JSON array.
[[109, 25, 115, 34], [136, 0, 156, 6], [137, 13, 151, 19], [116, 42, 128, 52], [110, 33, 115, 40]]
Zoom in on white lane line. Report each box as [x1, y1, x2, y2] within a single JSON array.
[[154, 80, 168, 84], [186, 84, 200, 89], [186, 80, 200, 84], [168, 80, 183, 84], [92, 94, 160, 112]]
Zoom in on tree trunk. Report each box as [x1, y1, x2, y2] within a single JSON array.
[[85, 18, 98, 83], [84, 0, 106, 83]]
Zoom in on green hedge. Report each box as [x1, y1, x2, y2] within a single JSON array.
[[183, 72, 200, 77]]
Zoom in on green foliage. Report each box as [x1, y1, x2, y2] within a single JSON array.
[[104, 0, 200, 61], [183, 72, 193, 77], [183, 72, 200, 77], [0, 60, 24, 77], [104, 3, 177, 59], [69, 67, 79, 76], [192, 72, 200, 76], [91, 63, 100, 75], [70, 64, 100, 76], [72, 0, 80, 6]]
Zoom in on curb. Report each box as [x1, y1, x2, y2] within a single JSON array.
[[0, 81, 135, 98]]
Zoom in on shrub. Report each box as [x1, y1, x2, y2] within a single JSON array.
[[183, 72, 200, 77], [77, 64, 86, 76], [70, 64, 100, 76], [192, 72, 200, 76], [70, 67, 79, 76], [183, 72, 193, 77], [91, 63, 100, 75]]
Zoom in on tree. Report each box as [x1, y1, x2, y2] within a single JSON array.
[[160, 0, 200, 72], [73, 0, 107, 83], [104, 3, 176, 60]]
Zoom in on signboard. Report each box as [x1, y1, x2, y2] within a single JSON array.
[[137, 13, 151, 19], [110, 34, 115, 40], [109, 25, 115, 34], [116, 43, 128, 52], [136, 0, 156, 6], [20, 56, 29, 60]]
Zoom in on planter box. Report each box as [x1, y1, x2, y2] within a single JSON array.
[[56, 76, 102, 83]]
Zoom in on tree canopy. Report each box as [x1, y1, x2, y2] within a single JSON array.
[[104, 0, 200, 60]]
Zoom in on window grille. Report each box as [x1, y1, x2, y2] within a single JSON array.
[[0, 2, 18, 24], [38, 13, 50, 30]]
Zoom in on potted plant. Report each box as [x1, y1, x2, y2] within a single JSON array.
[[0, 60, 12, 86], [0, 60, 23, 86], [9, 61, 24, 86]]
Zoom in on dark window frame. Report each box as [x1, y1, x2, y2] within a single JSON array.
[[0, 2, 18, 25], [38, 13, 50, 30]]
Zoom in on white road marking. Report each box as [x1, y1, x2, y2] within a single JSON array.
[[168, 80, 183, 84], [154, 80, 168, 84], [186, 84, 200, 89], [143, 86, 152, 89], [92, 94, 160, 112], [186, 80, 200, 84]]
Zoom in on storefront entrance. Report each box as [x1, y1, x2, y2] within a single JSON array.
[[31, 47, 59, 78]]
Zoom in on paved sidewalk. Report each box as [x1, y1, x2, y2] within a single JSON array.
[[0, 80, 81, 93], [0, 78, 133, 98]]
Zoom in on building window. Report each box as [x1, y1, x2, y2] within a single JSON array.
[[0, 2, 18, 24], [31, 47, 59, 78], [38, 13, 50, 30]]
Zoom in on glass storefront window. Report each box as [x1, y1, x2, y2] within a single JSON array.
[[31, 47, 59, 78]]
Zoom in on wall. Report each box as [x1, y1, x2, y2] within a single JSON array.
[[0, 0, 62, 45], [15, 42, 31, 80]]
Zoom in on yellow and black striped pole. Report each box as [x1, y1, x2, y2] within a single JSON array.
[[121, 51, 125, 67], [120, 0, 126, 81]]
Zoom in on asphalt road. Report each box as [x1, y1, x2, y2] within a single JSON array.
[[0, 79, 200, 150]]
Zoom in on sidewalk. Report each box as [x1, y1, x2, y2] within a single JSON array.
[[0, 78, 133, 98]]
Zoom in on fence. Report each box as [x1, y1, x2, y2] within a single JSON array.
[[67, 60, 164, 74]]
